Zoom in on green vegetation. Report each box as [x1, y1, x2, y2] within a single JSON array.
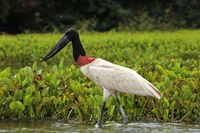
[[0, 30, 199, 123]]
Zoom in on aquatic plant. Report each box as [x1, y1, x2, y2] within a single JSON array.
[[0, 30, 199, 122]]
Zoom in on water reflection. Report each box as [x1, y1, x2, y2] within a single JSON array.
[[0, 120, 199, 133]]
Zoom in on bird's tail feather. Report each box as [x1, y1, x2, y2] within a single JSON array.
[[137, 73, 161, 99]]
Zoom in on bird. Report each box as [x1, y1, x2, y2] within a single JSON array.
[[41, 28, 161, 128]]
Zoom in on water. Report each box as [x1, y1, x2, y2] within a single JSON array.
[[0, 120, 199, 133]]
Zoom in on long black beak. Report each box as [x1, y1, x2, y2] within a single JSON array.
[[41, 35, 70, 61]]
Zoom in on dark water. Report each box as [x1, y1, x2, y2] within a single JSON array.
[[0, 120, 200, 133]]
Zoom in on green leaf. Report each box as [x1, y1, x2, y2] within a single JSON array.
[[173, 91, 179, 99], [9, 101, 18, 110], [52, 65, 58, 73], [23, 94, 31, 105], [156, 65, 165, 74], [32, 62, 37, 71], [0, 67, 10, 78], [164, 76, 170, 88], [16, 101, 25, 111], [163, 109, 169, 121], [22, 79, 29, 87], [169, 101, 176, 110], [152, 108, 159, 117], [28, 106, 35, 118], [41, 61, 48, 68], [59, 58, 64, 69], [182, 85, 193, 99], [108, 105, 115, 117], [33, 92, 41, 104], [42, 88, 49, 96], [13, 90, 23, 100], [25, 85, 35, 95], [9, 101, 25, 111], [50, 96, 58, 106], [163, 98, 169, 109]]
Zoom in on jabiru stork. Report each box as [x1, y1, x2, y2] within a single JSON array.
[[41, 28, 161, 128]]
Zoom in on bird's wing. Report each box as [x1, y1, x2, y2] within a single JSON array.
[[88, 63, 161, 99]]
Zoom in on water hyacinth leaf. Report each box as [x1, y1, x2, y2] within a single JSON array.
[[78, 96, 86, 105], [163, 98, 169, 109], [152, 108, 159, 118], [16, 101, 25, 111], [53, 98, 58, 107], [13, 90, 23, 100], [1, 86, 10, 97], [9, 101, 18, 110], [41, 97, 50, 105], [9, 101, 25, 111], [169, 101, 176, 110], [50, 96, 58, 106], [49, 75, 60, 89], [33, 92, 41, 104], [6, 96, 14, 105], [94, 95, 103, 106], [182, 85, 193, 99], [0, 67, 11, 78], [14, 74, 22, 84], [169, 101, 176, 121], [62, 95, 67, 104], [120, 96, 126, 106], [20, 67, 33, 78], [32, 62, 37, 71], [52, 65, 58, 73], [53, 80, 61, 89], [156, 65, 165, 74], [22, 79, 30, 87], [74, 105, 82, 119], [173, 63, 181, 74], [36, 104, 43, 115], [163, 109, 169, 121], [70, 83, 79, 94], [59, 58, 64, 69], [173, 91, 179, 99], [41, 61, 48, 68], [29, 106, 35, 118], [23, 94, 31, 105], [164, 76, 171, 88], [42, 88, 49, 96], [25, 85, 36, 95], [107, 105, 115, 118], [188, 80, 198, 90]]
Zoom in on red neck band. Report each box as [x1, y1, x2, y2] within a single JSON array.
[[76, 55, 96, 66]]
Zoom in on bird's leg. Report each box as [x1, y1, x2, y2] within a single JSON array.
[[115, 96, 128, 125], [96, 88, 112, 128], [95, 101, 106, 128]]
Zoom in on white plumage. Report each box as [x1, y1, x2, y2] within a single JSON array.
[[81, 58, 161, 100]]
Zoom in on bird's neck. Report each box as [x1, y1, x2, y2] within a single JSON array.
[[71, 35, 86, 61], [71, 35, 96, 66], [76, 55, 96, 66]]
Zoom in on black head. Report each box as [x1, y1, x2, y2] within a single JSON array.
[[41, 28, 86, 62], [64, 28, 79, 40]]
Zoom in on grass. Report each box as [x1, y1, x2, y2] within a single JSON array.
[[0, 30, 199, 123]]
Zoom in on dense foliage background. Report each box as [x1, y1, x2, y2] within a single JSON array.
[[0, 0, 200, 33]]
